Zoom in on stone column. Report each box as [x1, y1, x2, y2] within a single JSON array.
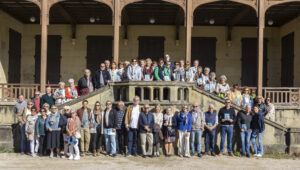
[[185, 0, 192, 63], [40, 0, 49, 93], [257, 0, 265, 96], [113, 0, 120, 63]]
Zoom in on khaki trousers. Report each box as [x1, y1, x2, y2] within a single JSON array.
[[80, 129, 90, 152], [140, 132, 153, 156]]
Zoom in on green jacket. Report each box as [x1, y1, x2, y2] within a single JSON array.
[[35, 115, 47, 136], [154, 66, 169, 80]]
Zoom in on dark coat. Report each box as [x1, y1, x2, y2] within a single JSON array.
[[40, 94, 55, 108], [103, 109, 118, 129], [78, 76, 93, 95], [139, 112, 154, 133], [92, 69, 111, 89]]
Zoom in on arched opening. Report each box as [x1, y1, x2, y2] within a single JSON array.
[[192, 1, 262, 87], [46, 0, 113, 83], [265, 2, 300, 87], [0, 0, 40, 85], [135, 87, 142, 99], [153, 88, 160, 100], [121, 0, 184, 62], [163, 87, 170, 100], [184, 88, 189, 101], [144, 87, 150, 100], [177, 88, 183, 100]]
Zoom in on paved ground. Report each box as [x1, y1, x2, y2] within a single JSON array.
[[0, 153, 299, 170]]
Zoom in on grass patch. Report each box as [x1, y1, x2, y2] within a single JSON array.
[[0, 147, 14, 153], [262, 153, 297, 159]]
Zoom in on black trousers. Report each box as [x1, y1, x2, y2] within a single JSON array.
[[96, 126, 104, 150], [116, 128, 126, 154], [38, 135, 46, 156], [90, 133, 97, 151]]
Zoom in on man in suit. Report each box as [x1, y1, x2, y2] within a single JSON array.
[[93, 63, 111, 89], [103, 100, 118, 157]]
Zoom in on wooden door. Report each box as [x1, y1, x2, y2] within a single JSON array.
[[241, 38, 268, 87], [8, 29, 22, 83], [35, 35, 62, 84], [86, 36, 113, 74], [281, 33, 294, 87], [191, 37, 216, 71], [138, 36, 165, 62]]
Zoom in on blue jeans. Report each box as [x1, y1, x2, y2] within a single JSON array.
[[127, 128, 138, 155], [220, 125, 233, 154], [205, 128, 216, 153], [20, 124, 30, 153], [240, 129, 251, 155], [190, 130, 202, 154], [251, 131, 264, 155], [104, 128, 116, 155]]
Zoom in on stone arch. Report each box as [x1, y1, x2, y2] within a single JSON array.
[[192, 0, 257, 13], [49, 0, 114, 11], [120, 0, 186, 13], [26, 0, 41, 9], [266, 0, 300, 11]]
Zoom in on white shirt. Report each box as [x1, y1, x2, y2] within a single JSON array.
[[130, 105, 140, 128], [105, 109, 111, 127], [26, 109, 31, 116]]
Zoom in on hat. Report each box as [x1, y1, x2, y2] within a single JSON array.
[[68, 78, 74, 83], [63, 106, 70, 110]]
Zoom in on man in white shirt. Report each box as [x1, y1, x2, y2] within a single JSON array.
[[127, 59, 142, 81], [125, 96, 141, 156]]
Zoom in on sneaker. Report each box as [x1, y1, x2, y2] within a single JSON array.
[[257, 154, 262, 157], [61, 155, 66, 159], [105, 153, 110, 157], [184, 155, 191, 158], [31, 153, 36, 157], [56, 154, 60, 158], [50, 152, 54, 158], [179, 154, 183, 157], [253, 154, 258, 157], [68, 154, 74, 160], [74, 155, 80, 160]]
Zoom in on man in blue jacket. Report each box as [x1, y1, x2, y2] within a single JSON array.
[[139, 104, 154, 158], [250, 105, 265, 157], [176, 105, 192, 158], [93, 63, 111, 89]]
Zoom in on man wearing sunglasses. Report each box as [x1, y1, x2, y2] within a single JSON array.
[[139, 104, 154, 158], [127, 59, 142, 81], [218, 99, 236, 156], [190, 102, 204, 157], [177, 105, 192, 158]]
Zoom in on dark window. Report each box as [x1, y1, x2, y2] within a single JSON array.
[[8, 29, 21, 83], [138, 36, 165, 62], [281, 33, 294, 87]]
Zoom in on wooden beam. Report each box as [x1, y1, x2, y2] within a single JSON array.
[[227, 6, 252, 26], [55, 3, 77, 25], [257, 0, 265, 96], [113, 0, 120, 63], [185, 0, 192, 63]]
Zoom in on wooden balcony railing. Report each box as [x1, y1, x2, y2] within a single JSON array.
[[0, 83, 58, 102], [263, 87, 300, 106]]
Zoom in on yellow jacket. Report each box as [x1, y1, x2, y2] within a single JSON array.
[[124, 105, 142, 128]]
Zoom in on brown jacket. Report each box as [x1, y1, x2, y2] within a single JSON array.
[[76, 107, 92, 122], [124, 105, 142, 128], [17, 107, 30, 123]]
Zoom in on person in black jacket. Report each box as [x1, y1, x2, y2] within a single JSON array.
[[92, 63, 111, 89], [237, 105, 253, 158], [254, 96, 267, 117], [251, 105, 265, 157], [60, 106, 71, 159], [78, 69, 94, 95], [103, 100, 118, 157], [218, 99, 236, 156]]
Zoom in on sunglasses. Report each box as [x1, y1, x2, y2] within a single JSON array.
[[28, 104, 33, 106], [64, 109, 70, 111], [193, 106, 198, 107], [96, 105, 100, 106], [41, 111, 46, 113]]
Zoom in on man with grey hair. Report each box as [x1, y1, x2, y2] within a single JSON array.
[[125, 96, 142, 156], [202, 67, 211, 85], [139, 104, 154, 158], [115, 101, 126, 155], [203, 104, 218, 156], [78, 69, 94, 95], [190, 102, 204, 157]]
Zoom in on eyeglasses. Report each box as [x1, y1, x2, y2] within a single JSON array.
[[145, 107, 150, 109], [64, 109, 69, 111], [41, 111, 46, 113], [225, 102, 231, 104], [96, 105, 100, 106], [193, 106, 198, 107], [107, 103, 112, 106], [28, 104, 33, 106]]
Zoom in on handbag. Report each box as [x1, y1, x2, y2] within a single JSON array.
[[75, 131, 81, 139]]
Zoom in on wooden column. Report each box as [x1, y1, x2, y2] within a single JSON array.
[[185, 0, 192, 63], [257, 0, 265, 96], [113, 0, 120, 63], [40, 0, 49, 93]]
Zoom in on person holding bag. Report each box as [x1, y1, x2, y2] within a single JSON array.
[[66, 110, 81, 160]]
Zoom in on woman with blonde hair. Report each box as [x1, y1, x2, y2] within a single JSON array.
[[163, 107, 176, 157], [242, 86, 252, 107], [92, 101, 104, 155], [265, 97, 275, 121], [216, 75, 230, 99], [153, 104, 163, 157]]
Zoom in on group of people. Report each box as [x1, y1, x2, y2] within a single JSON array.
[[15, 92, 271, 160]]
